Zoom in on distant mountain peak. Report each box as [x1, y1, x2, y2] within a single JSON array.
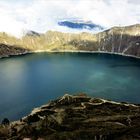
[[25, 30, 41, 37]]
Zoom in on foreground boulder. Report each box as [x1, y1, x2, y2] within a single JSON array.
[[0, 94, 140, 140]]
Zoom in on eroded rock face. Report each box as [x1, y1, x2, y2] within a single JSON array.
[[0, 94, 140, 140], [95, 24, 140, 57]]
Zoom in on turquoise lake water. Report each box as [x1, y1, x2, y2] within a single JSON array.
[[0, 53, 140, 121]]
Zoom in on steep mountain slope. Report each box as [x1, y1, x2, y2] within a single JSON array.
[[0, 24, 140, 58]]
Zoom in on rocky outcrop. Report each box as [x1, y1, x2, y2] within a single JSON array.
[[0, 24, 140, 58], [0, 94, 140, 140]]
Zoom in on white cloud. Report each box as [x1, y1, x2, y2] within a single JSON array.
[[0, 0, 140, 37]]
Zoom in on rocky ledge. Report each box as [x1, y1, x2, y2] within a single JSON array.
[[0, 94, 140, 140]]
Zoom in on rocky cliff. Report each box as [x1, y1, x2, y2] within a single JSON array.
[[0, 94, 140, 140], [0, 24, 140, 58]]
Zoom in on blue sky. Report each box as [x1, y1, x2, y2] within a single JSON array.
[[0, 0, 140, 37]]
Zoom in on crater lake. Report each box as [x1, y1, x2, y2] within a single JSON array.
[[0, 52, 140, 121]]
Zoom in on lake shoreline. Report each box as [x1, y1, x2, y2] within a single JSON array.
[[1, 49, 140, 60]]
